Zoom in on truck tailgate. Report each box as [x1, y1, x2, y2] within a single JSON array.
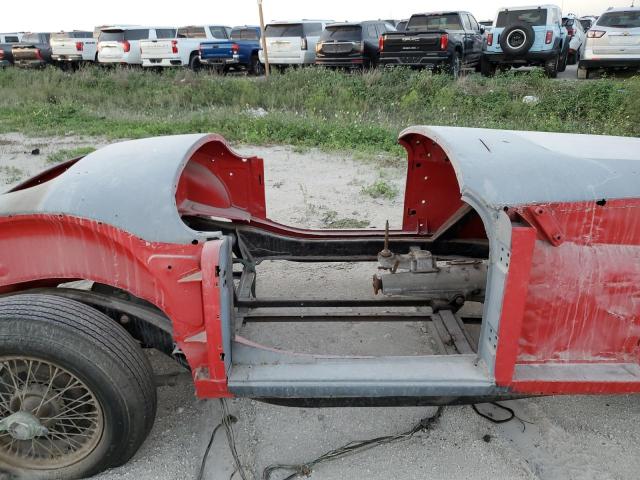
[[382, 32, 442, 54], [140, 39, 174, 59], [200, 41, 235, 59], [51, 39, 81, 55], [12, 45, 41, 61]]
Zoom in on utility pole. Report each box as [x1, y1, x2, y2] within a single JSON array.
[[258, 0, 270, 76]]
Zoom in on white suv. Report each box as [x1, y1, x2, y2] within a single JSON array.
[[578, 7, 640, 78], [98, 26, 176, 65], [258, 20, 332, 67]]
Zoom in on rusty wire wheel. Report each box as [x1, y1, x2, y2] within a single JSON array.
[[0, 356, 105, 470]]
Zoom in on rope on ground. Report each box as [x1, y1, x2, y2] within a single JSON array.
[[196, 399, 253, 480], [471, 402, 534, 432], [262, 406, 444, 480]]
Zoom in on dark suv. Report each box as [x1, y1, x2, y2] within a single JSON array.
[[315, 21, 395, 69]]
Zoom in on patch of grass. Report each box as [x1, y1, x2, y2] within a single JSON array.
[[361, 179, 399, 200], [0, 166, 24, 184], [46, 146, 96, 164], [321, 210, 370, 229], [0, 66, 638, 155]]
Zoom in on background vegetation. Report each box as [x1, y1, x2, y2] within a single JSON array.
[[0, 66, 638, 154]]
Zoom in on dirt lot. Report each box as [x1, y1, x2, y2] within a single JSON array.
[[1, 133, 639, 480]]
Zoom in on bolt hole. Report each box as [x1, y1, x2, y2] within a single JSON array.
[[596, 199, 607, 207], [167, 265, 172, 270], [192, 239, 199, 245], [416, 162, 422, 168], [408, 209, 417, 216]]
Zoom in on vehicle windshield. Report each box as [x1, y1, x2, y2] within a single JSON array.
[[396, 21, 408, 32], [177, 27, 206, 38], [265, 24, 303, 37], [407, 14, 463, 31], [496, 9, 548, 27], [579, 19, 592, 30], [320, 25, 362, 41], [51, 31, 92, 39], [562, 18, 575, 27], [230, 28, 260, 40], [21, 33, 42, 43], [597, 11, 640, 28]]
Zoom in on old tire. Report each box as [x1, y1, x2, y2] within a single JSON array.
[[544, 54, 559, 78], [189, 53, 202, 71], [250, 55, 265, 76], [0, 294, 157, 479], [499, 22, 535, 56], [480, 56, 496, 77]]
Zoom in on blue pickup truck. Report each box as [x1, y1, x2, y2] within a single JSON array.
[[199, 26, 264, 74]]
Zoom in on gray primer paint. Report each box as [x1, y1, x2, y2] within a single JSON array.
[[401, 126, 640, 207], [0, 134, 224, 244]]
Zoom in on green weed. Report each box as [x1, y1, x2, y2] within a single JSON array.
[[0, 66, 637, 154]]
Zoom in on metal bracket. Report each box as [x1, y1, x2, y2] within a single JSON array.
[[524, 206, 565, 246]]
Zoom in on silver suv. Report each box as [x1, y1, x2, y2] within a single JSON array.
[[578, 7, 640, 78]]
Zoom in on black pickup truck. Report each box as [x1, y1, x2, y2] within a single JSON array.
[[379, 11, 485, 76]]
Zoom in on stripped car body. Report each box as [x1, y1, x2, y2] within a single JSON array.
[[0, 127, 638, 475]]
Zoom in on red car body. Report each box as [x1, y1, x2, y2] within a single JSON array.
[[0, 126, 639, 402]]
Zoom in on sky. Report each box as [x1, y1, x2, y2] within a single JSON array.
[[0, 0, 635, 33]]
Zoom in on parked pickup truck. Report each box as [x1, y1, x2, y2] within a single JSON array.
[[11, 32, 52, 68], [141, 25, 231, 70], [50, 31, 97, 65], [199, 26, 263, 74], [379, 11, 485, 76]]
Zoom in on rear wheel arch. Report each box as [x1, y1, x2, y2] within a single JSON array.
[[4, 282, 186, 368], [0, 215, 204, 359]]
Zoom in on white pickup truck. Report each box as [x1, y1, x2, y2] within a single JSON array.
[[140, 25, 231, 70], [50, 31, 97, 65]]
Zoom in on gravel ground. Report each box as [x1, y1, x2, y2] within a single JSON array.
[[1, 133, 639, 480]]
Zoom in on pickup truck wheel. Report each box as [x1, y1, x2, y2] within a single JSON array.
[[480, 56, 496, 77], [544, 54, 559, 78], [189, 53, 202, 72], [250, 55, 264, 76], [448, 52, 462, 79], [577, 66, 590, 79], [0, 294, 157, 479]]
